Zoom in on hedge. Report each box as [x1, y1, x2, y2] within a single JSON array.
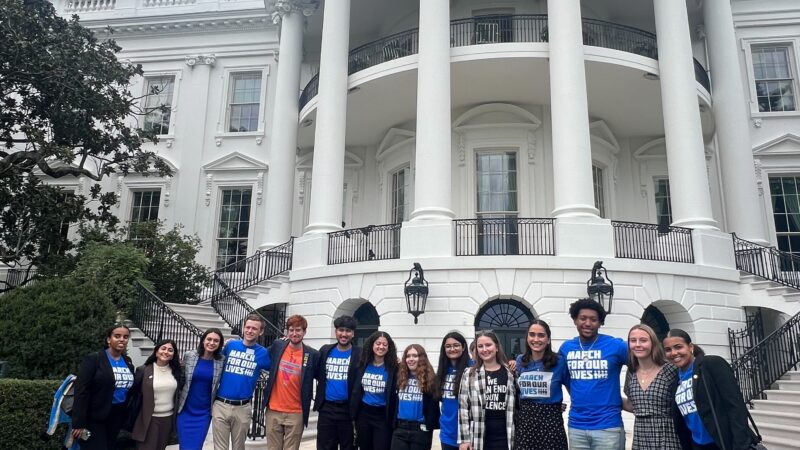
[[0, 379, 64, 450]]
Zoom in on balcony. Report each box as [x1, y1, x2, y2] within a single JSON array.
[[454, 217, 555, 256], [299, 14, 710, 110], [327, 223, 402, 265], [611, 221, 694, 263]]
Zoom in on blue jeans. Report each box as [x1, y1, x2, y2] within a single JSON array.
[[568, 427, 625, 450]]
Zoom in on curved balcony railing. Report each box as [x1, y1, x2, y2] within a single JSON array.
[[454, 217, 555, 256], [611, 221, 694, 263], [328, 223, 402, 265], [300, 14, 710, 109]]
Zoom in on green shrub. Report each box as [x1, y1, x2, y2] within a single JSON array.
[[0, 379, 64, 450], [0, 278, 115, 379], [68, 241, 149, 313]]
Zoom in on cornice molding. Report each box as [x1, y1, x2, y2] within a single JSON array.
[[268, 0, 319, 24], [90, 10, 273, 38]]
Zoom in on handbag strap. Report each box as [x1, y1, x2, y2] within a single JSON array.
[[700, 369, 728, 450]]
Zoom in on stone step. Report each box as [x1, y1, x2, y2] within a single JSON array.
[[752, 399, 800, 414], [760, 435, 800, 450], [783, 371, 800, 381], [783, 293, 800, 302], [750, 409, 800, 428], [166, 303, 222, 318], [739, 273, 762, 283], [775, 380, 800, 392], [766, 286, 793, 296], [749, 280, 777, 290], [757, 423, 800, 444], [763, 389, 800, 403]]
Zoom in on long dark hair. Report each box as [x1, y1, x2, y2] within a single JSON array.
[[665, 328, 705, 357], [436, 331, 469, 398], [103, 324, 131, 349], [521, 320, 559, 370], [145, 339, 183, 383], [360, 331, 398, 376], [196, 328, 224, 360]]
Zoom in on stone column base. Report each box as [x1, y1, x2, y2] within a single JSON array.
[[554, 216, 614, 258], [400, 219, 454, 259], [691, 229, 735, 269], [291, 233, 329, 270]]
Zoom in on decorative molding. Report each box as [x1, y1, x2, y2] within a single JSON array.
[[270, 0, 318, 24], [256, 171, 264, 205], [526, 131, 536, 165], [377, 163, 385, 193], [376, 128, 416, 162], [752, 118, 763, 128], [753, 133, 800, 156], [215, 138, 222, 147], [351, 174, 360, 204], [458, 133, 466, 166], [754, 158, 764, 197], [185, 54, 216, 68], [203, 151, 268, 172], [163, 176, 172, 207], [115, 175, 124, 207], [93, 16, 272, 38], [298, 172, 306, 205], [204, 174, 213, 206], [77, 176, 86, 197], [255, 136, 263, 145]]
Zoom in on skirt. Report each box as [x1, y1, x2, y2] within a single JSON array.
[[514, 401, 568, 450]]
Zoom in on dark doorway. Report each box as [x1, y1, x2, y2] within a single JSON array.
[[353, 302, 380, 348], [475, 299, 534, 360], [641, 304, 670, 341]]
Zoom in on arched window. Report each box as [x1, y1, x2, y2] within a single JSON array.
[[475, 299, 534, 359], [641, 304, 670, 341], [354, 302, 380, 348]]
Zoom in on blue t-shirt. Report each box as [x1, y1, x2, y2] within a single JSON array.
[[676, 363, 715, 445], [515, 354, 567, 404], [361, 363, 388, 407], [325, 347, 353, 401], [106, 351, 133, 404], [216, 340, 271, 401], [397, 374, 424, 422], [559, 334, 627, 430], [439, 365, 459, 446]]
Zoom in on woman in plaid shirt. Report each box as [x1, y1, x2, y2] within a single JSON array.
[[458, 331, 516, 450]]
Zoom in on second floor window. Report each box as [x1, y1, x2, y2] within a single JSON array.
[[592, 165, 606, 218], [654, 178, 672, 228], [130, 190, 161, 224], [752, 45, 796, 112], [143, 76, 175, 135], [228, 72, 262, 132], [391, 166, 410, 223]]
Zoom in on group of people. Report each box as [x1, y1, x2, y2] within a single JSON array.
[[69, 297, 761, 450]]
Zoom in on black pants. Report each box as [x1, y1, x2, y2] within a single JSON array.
[[440, 444, 459, 450], [390, 422, 432, 450], [692, 443, 720, 450], [356, 403, 391, 450], [82, 403, 128, 450], [317, 401, 355, 450]]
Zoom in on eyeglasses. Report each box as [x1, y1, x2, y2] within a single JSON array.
[[444, 344, 462, 350]]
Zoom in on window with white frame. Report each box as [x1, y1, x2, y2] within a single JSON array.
[[228, 72, 262, 132], [142, 76, 175, 135], [476, 151, 518, 255], [130, 190, 161, 224], [769, 176, 800, 263], [752, 45, 796, 112], [216, 188, 252, 270], [390, 166, 410, 223], [654, 178, 672, 228], [592, 164, 606, 218]]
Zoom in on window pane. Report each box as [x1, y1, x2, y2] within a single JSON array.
[[216, 188, 253, 270], [228, 72, 262, 133], [143, 76, 175, 134]]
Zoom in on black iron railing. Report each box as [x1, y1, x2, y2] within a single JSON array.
[[130, 281, 203, 356], [733, 233, 800, 289], [210, 275, 284, 348], [612, 221, 694, 263], [299, 14, 710, 109], [454, 217, 555, 256], [728, 311, 765, 360], [328, 224, 402, 265], [3, 268, 39, 290], [196, 238, 293, 304], [249, 371, 270, 438], [731, 311, 800, 403]]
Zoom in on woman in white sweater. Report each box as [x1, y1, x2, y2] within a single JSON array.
[[130, 339, 185, 450]]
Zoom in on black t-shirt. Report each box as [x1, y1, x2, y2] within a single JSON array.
[[484, 368, 508, 422]]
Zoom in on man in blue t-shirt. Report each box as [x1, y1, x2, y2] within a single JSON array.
[[212, 314, 271, 450], [314, 315, 361, 450], [558, 298, 628, 450]]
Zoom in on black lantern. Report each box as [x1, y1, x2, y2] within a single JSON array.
[[587, 260, 614, 314], [404, 262, 429, 324]]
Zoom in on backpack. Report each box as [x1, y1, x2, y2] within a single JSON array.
[[60, 376, 76, 415]]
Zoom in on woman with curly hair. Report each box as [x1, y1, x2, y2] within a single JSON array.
[[458, 331, 516, 450], [391, 344, 440, 450], [129, 339, 184, 450], [436, 332, 470, 450], [350, 331, 399, 450]]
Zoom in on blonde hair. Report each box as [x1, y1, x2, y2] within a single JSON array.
[[627, 323, 666, 371]]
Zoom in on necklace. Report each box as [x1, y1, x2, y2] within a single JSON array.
[[156, 364, 170, 372], [637, 365, 661, 385], [579, 336, 598, 362]]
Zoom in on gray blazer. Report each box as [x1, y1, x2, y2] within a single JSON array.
[[177, 350, 224, 413]]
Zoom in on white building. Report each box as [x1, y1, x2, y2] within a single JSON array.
[[37, 1, 800, 441]]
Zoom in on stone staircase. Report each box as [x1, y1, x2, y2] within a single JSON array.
[[239, 273, 290, 306], [750, 371, 800, 450], [739, 272, 800, 316]]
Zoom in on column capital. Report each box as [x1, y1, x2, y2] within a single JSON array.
[[184, 54, 216, 67], [269, 0, 318, 24]]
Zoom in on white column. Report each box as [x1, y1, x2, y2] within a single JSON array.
[[304, 0, 350, 234], [261, 2, 309, 248], [547, 0, 598, 218], [410, 0, 454, 221], [704, 0, 767, 242], [653, 0, 717, 229]]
